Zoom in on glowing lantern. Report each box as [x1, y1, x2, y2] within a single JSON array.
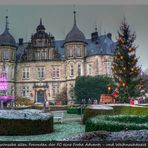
[[128, 48, 132, 51]]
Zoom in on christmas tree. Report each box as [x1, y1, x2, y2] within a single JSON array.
[[112, 18, 143, 102]]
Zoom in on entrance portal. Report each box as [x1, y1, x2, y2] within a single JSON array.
[[37, 90, 45, 103]]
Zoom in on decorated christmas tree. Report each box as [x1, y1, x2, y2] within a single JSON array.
[[112, 18, 143, 102]]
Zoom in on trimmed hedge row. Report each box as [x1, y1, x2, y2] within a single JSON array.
[[83, 107, 114, 123], [85, 115, 148, 132], [67, 106, 85, 114], [0, 116, 53, 135], [113, 106, 148, 115], [83, 105, 148, 123], [31, 104, 81, 111]]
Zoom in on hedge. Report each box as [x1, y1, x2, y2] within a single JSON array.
[[83, 106, 114, 123], [31, 104, 81, 111], [85, 115, 148, 132], [67, 106, 85, 114], [83, 105, 148, 123], [0, 116, 53, 135], [112, 106, 148, 115]]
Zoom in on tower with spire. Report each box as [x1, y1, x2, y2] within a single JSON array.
[[4, 9, 115, 105], [0, 15, 16, 101], [64, 10, 87, 102]]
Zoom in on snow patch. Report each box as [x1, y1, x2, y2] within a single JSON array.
[[88, 105, 113, 110], [0, 109, 52, 120]]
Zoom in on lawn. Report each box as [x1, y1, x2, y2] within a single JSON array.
[[0, 121, 85, 141], [64, 112, 82, 119], [0, 112, 84, 141]]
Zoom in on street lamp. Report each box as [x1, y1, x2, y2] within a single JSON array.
[[107, 85, 112, 94]]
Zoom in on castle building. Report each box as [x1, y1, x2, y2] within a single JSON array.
[[0, 12, 115, 104]]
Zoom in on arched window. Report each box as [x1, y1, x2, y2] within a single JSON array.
[[78, 64, 81, 76], [70, 63, 74, 76]]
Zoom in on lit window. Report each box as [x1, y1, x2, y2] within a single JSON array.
[[22, 67, 29, 80]]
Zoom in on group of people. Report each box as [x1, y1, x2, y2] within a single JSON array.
[[81, 98, 98, 105], [130, 96, 145, 105]]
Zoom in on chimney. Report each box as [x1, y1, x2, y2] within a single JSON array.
[[91, 32, 98, 42], [19, 38, 23, 45]]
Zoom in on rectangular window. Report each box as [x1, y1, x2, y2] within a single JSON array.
[[41, 50, 46, 60], [22, 86, 29, 97], [69, 48, 74, 57], [106, 62, 112, 76], [11, 66, 15, 80], [70, 64, 74, 76], [96, 60, 99, 75], [22, 67, 29, 80], [11, 86, 14, 96], [52, 83, 59, 97], [75, 48, 81, 57], [37, 67, 45, 79], [52, 66, 60, 79], [3, 51, 10, 60], [88, 64, 92, 75], [78, 64, 81, 76]]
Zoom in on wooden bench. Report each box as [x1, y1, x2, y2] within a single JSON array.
[[52, 111, 64, 123]]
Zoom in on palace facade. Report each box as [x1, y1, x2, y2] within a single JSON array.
[[0, 12, 115, 104]]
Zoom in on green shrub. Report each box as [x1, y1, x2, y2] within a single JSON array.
[[85, 115, 148, 132], [67, 107, 79, 114], [31, 104, 84, 111], [49, 102, 55, 106], [67, 106, 85, 114], [0, 116, 53, 135], [83, 107, 114, 123], [112, 106, 148, 115], [143, 98, 148, 103], [83, 105, 148, 124]]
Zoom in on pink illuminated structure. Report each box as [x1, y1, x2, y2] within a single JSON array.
[[0, 60, 15, 103]]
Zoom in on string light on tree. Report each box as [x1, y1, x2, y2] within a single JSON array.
[[128, 48, 133, 52], [112, 18, 142, 102], [122, 82, 126, 87], [131, 67, 134, 72]]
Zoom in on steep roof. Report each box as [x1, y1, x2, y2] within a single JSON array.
[[0, 16, 16, 47], [16, 33, 115, 62], [64, 11, 86, 44]]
